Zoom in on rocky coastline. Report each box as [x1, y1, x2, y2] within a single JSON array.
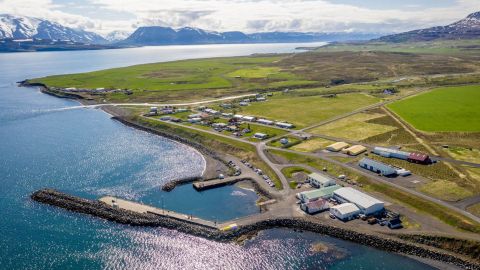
[[31, 188, 480, 270]]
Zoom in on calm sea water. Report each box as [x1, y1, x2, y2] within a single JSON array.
[[0, 43, 437, 269]]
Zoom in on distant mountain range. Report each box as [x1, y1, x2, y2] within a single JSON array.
[[2, 11, 480, 52], [0, 14, 107, 44], [378, 11, 480, 42], [119, 26, 378, 45]]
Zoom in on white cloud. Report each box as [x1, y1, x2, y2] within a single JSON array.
[[0, 0, 479, 35]]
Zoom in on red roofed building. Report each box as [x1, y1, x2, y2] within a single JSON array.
[[408, 152, 431, 164]]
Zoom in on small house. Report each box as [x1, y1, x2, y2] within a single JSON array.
[[233, 114, 244, 119], [326, 142, 350, 152], [149, 107, 158, 115], [257, 119, 274, 125], [253, 133, 268, 140], [188, 117, 202, 123], [280, 138, 289, 145], [256, 97, 266, 102], [222, 112, 234, 118], [242, 116, 256, 122], [239, 102, 249, 106], [300, 199, 329, 214], [276, 122, 294, 129]]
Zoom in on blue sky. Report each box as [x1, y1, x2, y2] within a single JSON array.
[[1, 0, 478, 35]]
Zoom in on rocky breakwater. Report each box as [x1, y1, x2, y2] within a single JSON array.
[[31, 189, 480, 269], [161, 176, 202, 191]]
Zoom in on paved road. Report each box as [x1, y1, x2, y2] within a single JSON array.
[[44, 93, 258, 112]]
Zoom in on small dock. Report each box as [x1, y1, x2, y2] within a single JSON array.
[[99, 196, 218, 228], [192, 177, 249, 191]]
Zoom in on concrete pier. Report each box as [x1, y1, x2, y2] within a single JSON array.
[[99, 196, 218, 228], [192, 177, 250, 191]]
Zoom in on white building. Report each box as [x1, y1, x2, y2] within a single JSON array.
[[333, 187, 384, 215], [253, 133, 268, 140], [239, 102, 249, 106], [307, 173, 336, 188], [257, 119, 274, 125], [276, 122, 294, 129], [233, 114, 244, 119], [330, 203, 361, 221], [242, 116, 256, 122]]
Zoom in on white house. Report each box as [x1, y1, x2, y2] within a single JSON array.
[[300, 199, 329, 214], [257, 119, 274, 125], [330, 203, 361, 221], [307, 173, 336, 188], [253, 133, 268, 140], [333, 187, 384, 215], [242, 116, 256, 122], [276, 122, 294, 129]]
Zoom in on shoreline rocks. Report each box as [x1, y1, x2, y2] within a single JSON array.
[[31, 188, 480, 270]]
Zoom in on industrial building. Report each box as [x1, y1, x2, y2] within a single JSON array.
[[307, 173, 336, 188], [301, 199, 329, 214], [373, 147, 431, 164], [326, 142, 350, 152], [342, 145, 367, 156], [333, 187, 384, 215], [330, 203, 360, 221], [373, 147, 410, 160], [297, 185, 341, 203], [358, 158, 397, 176]]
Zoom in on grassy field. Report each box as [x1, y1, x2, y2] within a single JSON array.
[[309, 112, 397, 141], [443, 146, 480, 164], [315, 39, 480, 55], [290, 137, 335, 152], [419, 180, 474, 202], [467, 203, 480, 217], [387, 85, 480, 132], [238, 93, 380, 128]]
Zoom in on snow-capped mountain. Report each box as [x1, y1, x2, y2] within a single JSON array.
[[0, 14, 106, 44], [104, 30, 131, 42], [120, 26, 378, 46], [378, 11, 480, 42]]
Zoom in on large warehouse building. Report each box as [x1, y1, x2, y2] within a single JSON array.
[[358, 158, 397, 176], [333, 187, 384, 215], [373, 147, 431, 164]]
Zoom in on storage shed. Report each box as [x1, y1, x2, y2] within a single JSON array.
[[358, 158, 397, 176], [326, 142, 350, 152], [257, 119, 274, 125], [276, 122, 294, 129], [333, 187, 384, 215], [408, 152, 431, 164], [373, 147, 410, 160], [297, 185, 341, 203], [342, 145, 367, 156], [330, 203, 360, 221], [307, 173, 336, 188]]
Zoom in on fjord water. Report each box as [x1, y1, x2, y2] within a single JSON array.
[[0, 43, 436, 269]]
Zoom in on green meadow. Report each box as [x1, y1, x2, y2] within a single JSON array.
[[387, 85, 480, 132]]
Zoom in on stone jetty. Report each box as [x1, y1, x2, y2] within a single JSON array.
[[31, 189, 480, 270]]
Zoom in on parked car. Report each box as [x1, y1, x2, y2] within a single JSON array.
[[329, 213, 336, 219], [367, 217, 378, 225]]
